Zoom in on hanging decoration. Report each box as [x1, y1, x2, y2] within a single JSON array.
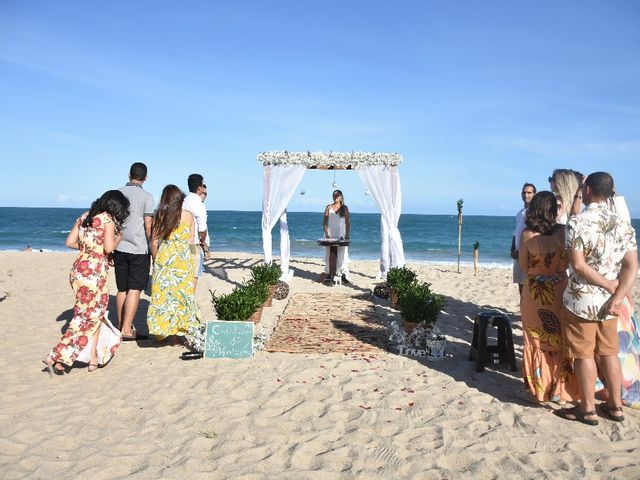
[[332, 169, 338, 188], [257, 151, 403, 168]]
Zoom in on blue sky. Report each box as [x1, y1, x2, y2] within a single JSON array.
[[1, 1, 638, 216]]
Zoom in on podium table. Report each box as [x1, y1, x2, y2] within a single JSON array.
[[317, 238, 351, 283]]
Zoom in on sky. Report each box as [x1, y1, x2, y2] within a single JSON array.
[[0, 0, 638, 216]]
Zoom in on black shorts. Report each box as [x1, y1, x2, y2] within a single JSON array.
[[114, 251, 150, 291]]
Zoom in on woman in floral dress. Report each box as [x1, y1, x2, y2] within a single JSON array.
[[42, 190, 130, 375], [147, 185, 200, 344], [519, 191, 578, 403]]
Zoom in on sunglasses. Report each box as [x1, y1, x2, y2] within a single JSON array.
[[548, 176, 553, 183]]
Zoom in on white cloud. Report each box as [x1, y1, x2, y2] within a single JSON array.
[[56, 194, 89, 204]]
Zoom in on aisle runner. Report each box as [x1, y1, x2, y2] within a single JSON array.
[[265, 293, 390, 354]]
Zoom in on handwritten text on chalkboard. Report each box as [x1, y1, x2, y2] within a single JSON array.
[[204, 321, 254, 359]]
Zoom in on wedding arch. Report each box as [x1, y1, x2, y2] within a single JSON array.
[[258, 151, 405, 280]]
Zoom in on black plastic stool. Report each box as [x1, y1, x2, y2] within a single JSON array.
[[469, 312, 517, 372]]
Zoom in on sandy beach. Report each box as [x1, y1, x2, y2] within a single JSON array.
[[1, 250, 639, 479]]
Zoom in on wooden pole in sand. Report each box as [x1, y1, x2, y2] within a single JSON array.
[[473, 241, 479, 276], [456, 198, 464, 273]]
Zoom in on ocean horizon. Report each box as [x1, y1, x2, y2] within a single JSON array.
[[1, 207, 638, 268]]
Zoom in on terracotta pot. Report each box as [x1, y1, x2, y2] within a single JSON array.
[[249, 306, 263, 324], [390, 289, 399, 309], [404, 320, 422, 334], [264, 284, 276, 307]]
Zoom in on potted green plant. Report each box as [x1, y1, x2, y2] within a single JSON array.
[[386, 266, 417, 309], [250, 263, 281, 306], [243, 280, 269, 322], [211, 280, 269, 324], [397, 281, 445, 334]]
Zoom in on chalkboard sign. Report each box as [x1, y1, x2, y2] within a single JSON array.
[[204, 321, 254, 359]]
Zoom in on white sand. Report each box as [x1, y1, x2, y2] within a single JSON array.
[[0, 251, 638, 479]]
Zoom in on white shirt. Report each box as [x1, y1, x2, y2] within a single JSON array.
[[514, 207, 527, 250], [183, 192, 208, 244]]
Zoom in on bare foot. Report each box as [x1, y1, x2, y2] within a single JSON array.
[[88, 363, 99, 372]]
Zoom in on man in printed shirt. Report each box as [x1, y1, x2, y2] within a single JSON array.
[[556, 172, 637, 426]]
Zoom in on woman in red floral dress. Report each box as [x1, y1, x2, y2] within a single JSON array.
[[42, 190, 130, 375]]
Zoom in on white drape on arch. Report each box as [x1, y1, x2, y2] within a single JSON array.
[[357, 165, 405, 278], [261, 164, 306, 278]]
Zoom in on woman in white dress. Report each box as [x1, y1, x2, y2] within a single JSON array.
[[321, 190, 351, 283]]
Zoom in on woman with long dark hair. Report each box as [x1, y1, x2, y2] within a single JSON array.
[[42, 190, 130, 375], [518, 191, 578, 403], [147, 185, 200, 344], [321, 189, 351, 283]]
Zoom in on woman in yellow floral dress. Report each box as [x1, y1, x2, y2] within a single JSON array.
[[147, 184, 200, 344], [519, 191, 578, 403], [42, 190, 130, 375]]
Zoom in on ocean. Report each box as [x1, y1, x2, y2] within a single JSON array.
[[1, 207, 638, 268]]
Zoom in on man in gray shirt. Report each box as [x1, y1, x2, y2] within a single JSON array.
[[114, 162, 155, 340]]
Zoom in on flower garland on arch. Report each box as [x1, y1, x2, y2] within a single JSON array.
[[257, 151, 403, 168]]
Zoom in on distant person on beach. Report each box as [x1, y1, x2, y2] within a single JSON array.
[[321, 189, 351, 284], [183, 173, 209, 289], [519, 191, 577, 404], [24, 245, 32, 252], [42, 190, 130, 376], [555, 172, 637, 426], [147, 185, 200, 345], [199, 183, 211, 261], [114, 162, 154, 341], [549, 169, 583, 224], [511, 182, 536, 295]]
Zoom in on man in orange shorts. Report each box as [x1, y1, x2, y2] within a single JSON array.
[[555, 172, 637, 426]]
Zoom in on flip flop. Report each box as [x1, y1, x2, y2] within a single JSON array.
[[181, 351, 203, 360], [598, 403, 624, 422], [554, 405, 599, 426], [121, 333, 149, 341]]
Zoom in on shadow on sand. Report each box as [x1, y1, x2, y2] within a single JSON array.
[[330, 291, 543, 408]]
